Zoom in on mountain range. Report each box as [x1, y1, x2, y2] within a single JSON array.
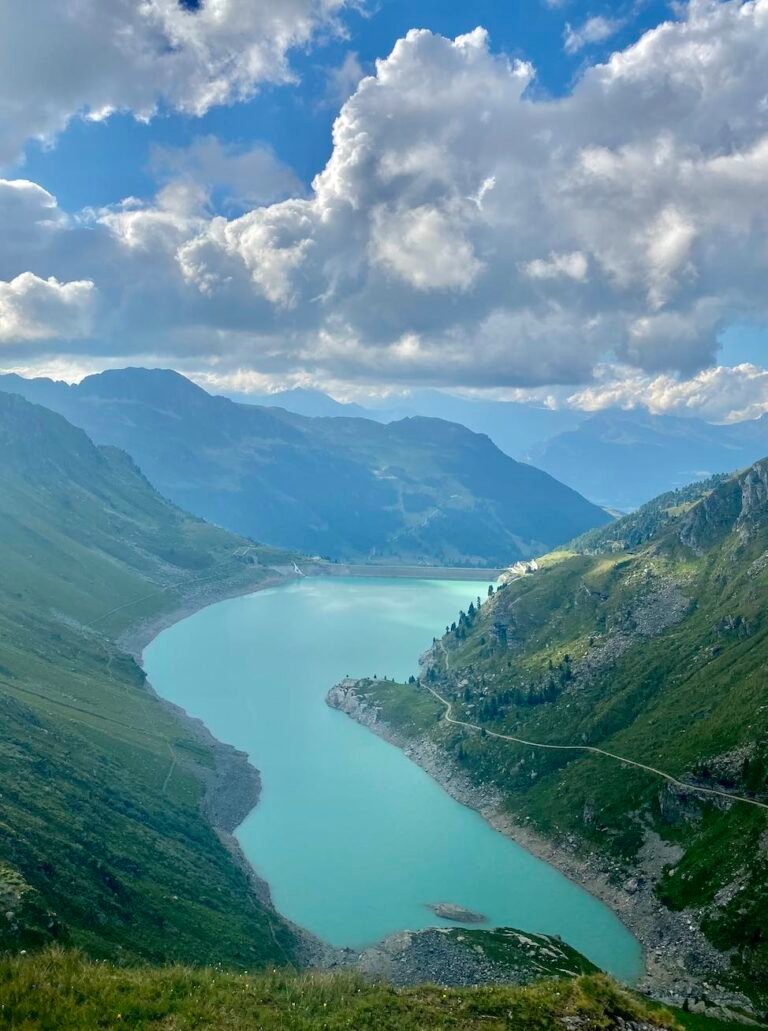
[[531, 409, 768, 510], [242, 386, 586, 458], [0, 369, 610, 567], [234, 385, 768, 512]]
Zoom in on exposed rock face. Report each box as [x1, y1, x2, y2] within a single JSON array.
[[679, 459, 768, 552], [747, 548, 768, 578], [693, 743, 755, 789], [657, 784, 704, 827], [679, 489, 738, 554], [739, 460, 768, 527], [326, 680, 380, 727], [0, 854, 65, 949]]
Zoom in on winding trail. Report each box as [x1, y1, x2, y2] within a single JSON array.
[[423, 683, 768, 814], [161, 740, 178, 795]]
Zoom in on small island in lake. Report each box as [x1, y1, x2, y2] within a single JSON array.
[[428, 903, 488, 925]]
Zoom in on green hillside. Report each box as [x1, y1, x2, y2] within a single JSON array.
[[0, 392, 300, 967], [0, 369, 611, 566], [340, 459, 768, 1010]]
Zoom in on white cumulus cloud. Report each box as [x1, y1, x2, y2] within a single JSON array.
[[370, 205, 483, 291], [2, 3, 768, 399], [564, 15, 625, 54], [563, 363, 768, 423], [0, 273, 97, 343], [0, 0, 349, 164], [173, 6, 768, 386]]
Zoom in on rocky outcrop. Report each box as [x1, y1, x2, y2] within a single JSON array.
[[0, 863, 56, 948], [679, 460, 768, 552], [353, 926, 596, 988], [326, 679, 380, 727], [428, 903, 487, 924], [738, 459, 768, 528]]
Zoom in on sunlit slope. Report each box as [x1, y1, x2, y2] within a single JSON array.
[[0, 392, 299, 966], [355, 461, 768, 1003]]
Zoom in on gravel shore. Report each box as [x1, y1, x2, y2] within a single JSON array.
[[115, 568, 752, 1015], [326, 679, 752, 1016]]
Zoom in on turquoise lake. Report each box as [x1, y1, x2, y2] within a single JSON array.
[[144, 576, 642, 980]]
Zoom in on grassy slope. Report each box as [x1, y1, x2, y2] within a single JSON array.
[[0, 950, 676, 1030], [0, 392, 299, 967], [355, 463, 768, 1006]]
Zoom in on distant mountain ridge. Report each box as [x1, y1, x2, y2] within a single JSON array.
[[531, 408, 768, 510], [239, 384, 586, 455], [237, 386, 376, 420], [232, 383, 768, 512], [0, 368, 610, 566]]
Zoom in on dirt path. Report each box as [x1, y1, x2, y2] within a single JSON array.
[[424, 683, 768, 813]]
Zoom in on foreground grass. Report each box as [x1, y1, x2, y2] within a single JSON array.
[[0, 950, 676, 1030]]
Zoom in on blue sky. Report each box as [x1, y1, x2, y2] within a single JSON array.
[[2, 0, 767, 421], [13, 0, 673, 213]]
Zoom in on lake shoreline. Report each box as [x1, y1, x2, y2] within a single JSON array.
[[118, 562, 501, 968], [119, 562, 504, 661], [125, 565, 723, 1002], [118, 570, 295, 662], [119, 565, 340, 967], [326, 678, 745, 1013]]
